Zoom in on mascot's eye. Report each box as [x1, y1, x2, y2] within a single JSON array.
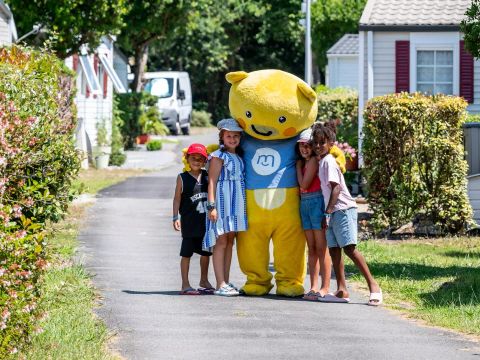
[[245, 111, 252, 118], [278, 116, 286, 123]]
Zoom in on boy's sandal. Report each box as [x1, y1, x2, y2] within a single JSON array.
[[214, 285, 239, 297], [368, 289, 383, 306], [198, 287, 215, 295], [179, 287, 201, 295]]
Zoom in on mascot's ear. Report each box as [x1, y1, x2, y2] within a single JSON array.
[[226, 71, 249, 84], [297, 82, 317, 103]]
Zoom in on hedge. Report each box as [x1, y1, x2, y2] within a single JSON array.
[[316, 86, 358, 149], [0, 46, 79, 356], [191, 110, 212, 127], [362, 93, 473, 235]]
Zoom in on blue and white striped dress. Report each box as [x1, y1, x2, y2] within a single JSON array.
[[203, 149, 247, 251]]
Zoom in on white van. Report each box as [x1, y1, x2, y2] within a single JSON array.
[[143, 71, 192, 135]]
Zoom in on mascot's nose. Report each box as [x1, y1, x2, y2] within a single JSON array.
[[251, 124, 278, 137]]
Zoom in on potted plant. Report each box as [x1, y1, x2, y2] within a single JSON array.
[[335, 141, 358, 171], [137, 106, 168, 144], [95, 119, 111, 169]]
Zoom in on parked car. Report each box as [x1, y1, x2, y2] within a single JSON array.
[[143, 71, 192, 135]]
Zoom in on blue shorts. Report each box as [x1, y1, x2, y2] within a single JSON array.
[[326, 207, 358, 248], [300, 192, 325, 230]]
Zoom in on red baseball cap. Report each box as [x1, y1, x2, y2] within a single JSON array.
[[186, 143, 208, 159]]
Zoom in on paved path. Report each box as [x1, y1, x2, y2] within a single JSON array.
[[78, 131, 479, 359]]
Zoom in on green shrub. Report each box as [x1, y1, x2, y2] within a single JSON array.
[[115, 92, 165, 149], [0, 46, 79, 356], [316, 86, 358, 149], [139, 106, 169, 136], [363, 93, 473, 234], [191, 110, 213, 127], [465, 113, 480, 123], [146, 139, 163, 151], [109, 97, 126, 166]]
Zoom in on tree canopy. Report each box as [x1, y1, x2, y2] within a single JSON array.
[[461, 0, 480, 58], [9, 0, 128, 58]]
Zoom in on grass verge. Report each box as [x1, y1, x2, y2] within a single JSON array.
[[346, 237, 480, 337], [22, 168, 145, 359]]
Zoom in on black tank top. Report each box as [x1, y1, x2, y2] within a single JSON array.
[[179, 170, 208, 237]]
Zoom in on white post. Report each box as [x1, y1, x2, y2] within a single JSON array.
[[305, 0, 312, 85]]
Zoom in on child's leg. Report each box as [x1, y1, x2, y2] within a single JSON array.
[[328, 247, 349, 298], [343, 245, 380, 294], [313, 229, 331, 296], [213, 234, 228, 289], [223, 232, 235, 283], [305, 229, 319, 292], [180, 256, 192, 290], [199, 255, 213, 289]]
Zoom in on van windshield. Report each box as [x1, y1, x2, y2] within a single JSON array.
[[144, 78, 174, 98]]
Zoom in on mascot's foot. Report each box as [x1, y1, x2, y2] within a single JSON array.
[[276, 283, 305, 297], [241, 283, 274, 296]]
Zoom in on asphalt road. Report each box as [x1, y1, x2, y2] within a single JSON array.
[[78, 130, 479, 359]]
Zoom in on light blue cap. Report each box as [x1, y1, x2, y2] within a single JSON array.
[[217, 118, 243, 132]]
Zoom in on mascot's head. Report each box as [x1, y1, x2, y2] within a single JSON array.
[[226, 69, 318, 140]]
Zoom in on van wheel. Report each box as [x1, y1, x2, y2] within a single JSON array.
[[171, 121, 180, 136], [181, 123, 190, 135]]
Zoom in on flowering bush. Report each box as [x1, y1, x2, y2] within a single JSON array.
[[334, 141, 356, 160], [0, 46, 79, 356]]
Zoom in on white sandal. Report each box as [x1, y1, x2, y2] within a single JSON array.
[[214, 285, 239, 297], [368, 289, 383, 306]]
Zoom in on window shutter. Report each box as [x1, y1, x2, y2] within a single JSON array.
[[103, 55, 108, 99], [460, 40, 474, 103], [395, 41, 410, 93], [93, 55, 99, 99], [72, 54, 78, 71]]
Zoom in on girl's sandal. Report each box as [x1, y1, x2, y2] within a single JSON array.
[[303, 290, 321, 301]]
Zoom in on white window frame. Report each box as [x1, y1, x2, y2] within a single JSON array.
[[416, 49, 454, 95], [410, 32, 459, 95], [99, 53, 126, 94], [79, 54, 102, 95]]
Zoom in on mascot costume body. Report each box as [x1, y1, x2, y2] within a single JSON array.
[[226, 69, 318, 297]]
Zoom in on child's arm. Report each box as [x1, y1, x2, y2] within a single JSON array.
[[172, 175, 182, 231], [297, 157, 318, 190], [296, 160, 304, 188], [325, 181, 340, 214], [207, 157, 223, 221]]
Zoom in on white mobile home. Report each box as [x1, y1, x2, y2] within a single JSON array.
[[357, 0, 480, 224], [65, 35, 126, 168], [0, 0, 17, 46], [326, 34, 359, 90]]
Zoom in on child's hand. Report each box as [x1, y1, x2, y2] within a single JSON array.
[[173, 219, 181, 231], [208, 209, 218, 221]]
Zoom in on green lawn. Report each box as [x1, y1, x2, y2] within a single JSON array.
[[347, 237, 480, 336], [22, 168, 145, 359]]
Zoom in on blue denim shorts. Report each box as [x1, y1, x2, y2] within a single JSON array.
[[326, 207, 358, 248], [300, 192, 325, 230]]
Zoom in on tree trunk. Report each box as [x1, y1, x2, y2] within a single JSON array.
[[133, 44, 149, 93]]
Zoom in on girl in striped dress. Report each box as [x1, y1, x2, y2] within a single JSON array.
[[203, 118, 247, 296]]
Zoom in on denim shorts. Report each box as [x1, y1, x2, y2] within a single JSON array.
[[300, 192, 325, 230], [326, 207, 358, 248]]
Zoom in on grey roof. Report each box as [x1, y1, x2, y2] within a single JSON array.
[[327, 34, 358, 56], [359, 0, 471, 29]]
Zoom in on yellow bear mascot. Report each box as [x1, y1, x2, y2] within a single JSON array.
[[226, 69, 318, 297]]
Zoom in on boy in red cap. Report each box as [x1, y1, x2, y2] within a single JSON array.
[[172, 143, 214, 295]]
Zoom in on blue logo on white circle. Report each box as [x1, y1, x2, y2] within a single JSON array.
[[251, 148, 281, 176]]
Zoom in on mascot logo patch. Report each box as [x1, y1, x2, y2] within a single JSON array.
[[251, 148, 281, 176]]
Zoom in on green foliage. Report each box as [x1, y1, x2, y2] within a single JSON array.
[[311, 0, 367, 78], [461, 0, 480, 58], [191, 110, 213, 128], [146, 140, 163, 151], [465, 113, 480, 123], [316, 86, 359, 149], [95, 120, 109, 147], [363, 93, 473, 235], [9, 0, 129, 58], [115, 92, 160, 149], [109, 97, 126, 166], [139, 106, 169, 136], [0, 46, 80, 356], [146, 0, 304, 119]]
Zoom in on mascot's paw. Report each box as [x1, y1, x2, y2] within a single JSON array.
[[241, 283, 274, 296], [276, 283, 305, 297]]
